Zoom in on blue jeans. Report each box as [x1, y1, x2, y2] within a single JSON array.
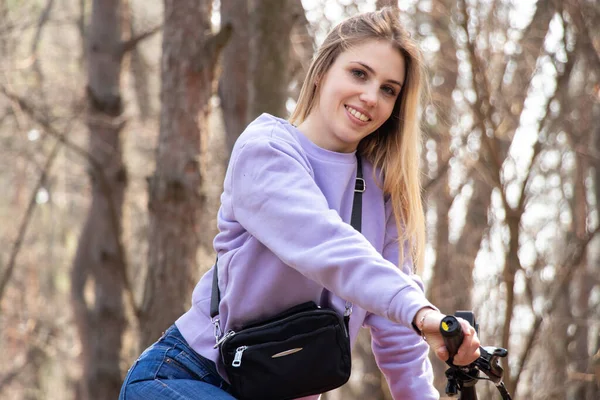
[[119, 325, 237, 399]]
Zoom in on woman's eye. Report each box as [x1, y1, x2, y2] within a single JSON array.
[[351, 69, 366, 79], [382, 86, 396, 96]]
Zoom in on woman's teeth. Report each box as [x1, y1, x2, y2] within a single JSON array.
[[346, 106, 370, 122]]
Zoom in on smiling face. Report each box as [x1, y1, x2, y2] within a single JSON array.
[[298, 40, 406, 153]]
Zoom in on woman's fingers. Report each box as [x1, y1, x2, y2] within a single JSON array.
[[422, 314, 481, 365], [451, 319, 480, 365], [435, 344, 449, 361]]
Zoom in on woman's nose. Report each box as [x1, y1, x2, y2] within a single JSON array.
[[359, 87, 378, 107]]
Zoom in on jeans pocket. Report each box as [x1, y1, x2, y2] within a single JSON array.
[[157, 347, 201, 380], [125, 344, 169, 384], [125, 326, 228, 392], [158, 341, 220, 380]]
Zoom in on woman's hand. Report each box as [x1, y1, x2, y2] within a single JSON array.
[[414, 308, 480, 366]]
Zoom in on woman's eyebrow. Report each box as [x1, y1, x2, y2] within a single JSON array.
[[350, 61, 403, 87]]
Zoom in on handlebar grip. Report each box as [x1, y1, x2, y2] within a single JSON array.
[[440, 315, 463, 363]]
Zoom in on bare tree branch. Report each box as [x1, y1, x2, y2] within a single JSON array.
[[77, 0, 86, 67], [0, 85, 92, 160], [0, 137, 61, 302], [512, 226, 600, 389], [517, 38, 577, 215], [423, 159, 451, 193], [376, 0, 398, 8], [0, 344, 44, 391], [457, 0, 504, 182], [574, 145, 600, 162], [574, 0, 600, 73], [194, 23, 233, 72], [30, 0, 55, 57], [119, 24, 162, 56], [0, 85, 141, 318]]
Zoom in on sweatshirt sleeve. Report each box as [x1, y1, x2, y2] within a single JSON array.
[[363, 199, 438, 400], [229, 133, 434, 329], [365, 313, 438, 399]]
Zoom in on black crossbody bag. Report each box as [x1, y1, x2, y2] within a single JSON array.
[[210, 155, 366, 400]]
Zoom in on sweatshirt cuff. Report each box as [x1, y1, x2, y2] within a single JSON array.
[[388, 286, 438, 335]]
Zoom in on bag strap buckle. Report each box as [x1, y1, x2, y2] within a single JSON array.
[[354, 178, 366, 193], [344, 301, 353, 317], [212, 317, 222, 344]]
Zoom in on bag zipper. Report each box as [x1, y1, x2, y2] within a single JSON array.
[[231, 309, 344, 342], [232, 346, 248, 367], [214, 330, 236, 349], [217, 308, 350, 354]]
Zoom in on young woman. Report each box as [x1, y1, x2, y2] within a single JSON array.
[[120, 7, 480, 400]]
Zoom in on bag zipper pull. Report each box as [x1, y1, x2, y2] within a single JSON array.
[[213, 330, 236, 349], [232, 346, 248, 367]]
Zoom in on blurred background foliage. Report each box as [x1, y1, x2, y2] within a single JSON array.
[[0, 0, 599, 399]]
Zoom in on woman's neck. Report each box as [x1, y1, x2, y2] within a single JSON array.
[[296, 114, 356, 153]]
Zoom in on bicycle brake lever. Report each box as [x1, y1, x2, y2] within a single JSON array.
[[473, 346, 508, 384]]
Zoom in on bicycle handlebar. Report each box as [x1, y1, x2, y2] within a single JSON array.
[[440, 313, 512, 400], [440, 315, 463, 364]]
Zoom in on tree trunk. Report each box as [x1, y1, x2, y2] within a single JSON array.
[[70, 1, 127, 399], [139, 0, 230, 349], [288, 0, 313, 101], [432, 171, 492, 394], [247, 0, 296, 121], [124, 0, 152, 121], [591, 101, 600, 400], [569, 153, 588, 400], [567, 45, 595, 398], [536, 291, 569, 400], [426, 0, 460, 315], [477, 0, 554, 393], [218, 0, 249, 154], [501, 0, 555, 136], [426, 0, 469, 392], [351, 330, 390, 400]]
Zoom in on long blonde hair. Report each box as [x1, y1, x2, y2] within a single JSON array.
[[289, 7, 427, 273]]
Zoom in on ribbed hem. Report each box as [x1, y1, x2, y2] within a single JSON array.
[[388, 285, 438, 331], [175, 304, 221, 370]]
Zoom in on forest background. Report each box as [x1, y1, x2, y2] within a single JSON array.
[[0, 0, 599, 399]]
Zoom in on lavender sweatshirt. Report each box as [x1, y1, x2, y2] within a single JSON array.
[[176, 114, 439, 399]]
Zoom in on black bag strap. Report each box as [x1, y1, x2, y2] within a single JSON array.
[[211, 254, 220, 318], [352, 155, 365, 232], [210, 154, 365, 319]]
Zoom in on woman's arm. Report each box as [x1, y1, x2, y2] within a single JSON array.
[[364, 199, 438, 399], [227, 130, 435, 329], [365, 313, 438, 400]]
